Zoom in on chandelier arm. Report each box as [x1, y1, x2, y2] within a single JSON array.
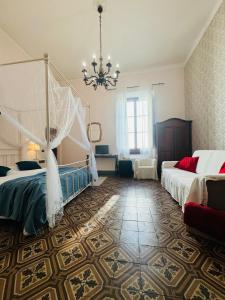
[[105, 75, 117, 81], [84, 75, 98, 86], [82, 69, 87, 77], [104, 68, 110, 76], [107, 71, 120, 80], [85, 75, 98, 80], [105, 79, 117, 87], [85, 79, 96, 86], [91, 63, 98, 74]]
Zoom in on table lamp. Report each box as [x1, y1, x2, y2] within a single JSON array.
[[28, 142, 41, 160]]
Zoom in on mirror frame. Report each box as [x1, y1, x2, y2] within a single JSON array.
[[87, 122, 102, 143]]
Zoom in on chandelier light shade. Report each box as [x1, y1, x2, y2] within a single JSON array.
[[82, 5, 120, 90]]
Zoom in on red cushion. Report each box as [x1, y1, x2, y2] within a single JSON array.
[[175, 157, 199, 173], [219, 162, 225, 174], [184, 202, 225, 240]]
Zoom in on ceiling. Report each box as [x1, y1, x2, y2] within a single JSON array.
[[0, 0, 221, 79]]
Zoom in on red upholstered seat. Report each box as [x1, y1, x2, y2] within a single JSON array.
[[184, 202, 225, 240]]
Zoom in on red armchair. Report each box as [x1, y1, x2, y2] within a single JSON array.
[[184, 202, 225, 241]]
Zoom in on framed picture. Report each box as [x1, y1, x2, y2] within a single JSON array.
[[87, 122, 102, 143]]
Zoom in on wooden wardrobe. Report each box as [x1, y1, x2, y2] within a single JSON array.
[[155, 118, 192, 177]]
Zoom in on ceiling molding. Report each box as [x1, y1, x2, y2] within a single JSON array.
[[184, 0, 223, 66], [121, 63, 185, 76]]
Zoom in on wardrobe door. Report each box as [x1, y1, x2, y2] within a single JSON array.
[[156, 118, 192, 177], [157, 126, 174, 161], [174, 126, 192, 160]]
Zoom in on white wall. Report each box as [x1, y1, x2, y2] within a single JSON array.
[[0, 27, 31, 158], [61, 66, 185, 165], [0, 27, 30, 63]]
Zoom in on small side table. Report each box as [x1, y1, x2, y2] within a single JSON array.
[[38, 160, 46, 168], [118, 160, 133, 177], [87, 154, 118, 176]]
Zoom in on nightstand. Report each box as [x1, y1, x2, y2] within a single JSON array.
[[38, 160, 46, 168], [118, 160, 133, 177]]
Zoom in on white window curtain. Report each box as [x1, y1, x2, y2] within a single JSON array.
[[116, 87, 154, 159], [116, 89, 129, 159], [0, 60, 97, 228]]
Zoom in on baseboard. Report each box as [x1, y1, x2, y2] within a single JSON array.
[[98, 170, 117, 176], [186, 225, 225, 246]]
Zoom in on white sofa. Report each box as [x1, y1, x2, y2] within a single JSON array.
[[161, 150, 225, 210]]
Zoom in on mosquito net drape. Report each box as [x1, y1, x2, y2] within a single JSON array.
[[0, 59, 97, 227]]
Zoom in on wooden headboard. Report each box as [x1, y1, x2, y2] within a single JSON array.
[[0, 148, 21, 167]]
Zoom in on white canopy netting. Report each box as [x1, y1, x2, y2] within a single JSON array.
[[0, 57, 98, 227]]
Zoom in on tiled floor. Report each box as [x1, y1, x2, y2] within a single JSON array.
[[0, 177, 225, 299]]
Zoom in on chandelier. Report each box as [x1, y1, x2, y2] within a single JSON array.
[[82, 5, 120, 90]]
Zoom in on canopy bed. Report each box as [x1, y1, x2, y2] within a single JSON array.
[[0, 54, 98, 235]]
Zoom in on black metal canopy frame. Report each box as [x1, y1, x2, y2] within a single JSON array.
[[82, 5, 120, 90]]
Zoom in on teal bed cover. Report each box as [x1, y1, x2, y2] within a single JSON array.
[[0, 167, 91, 235]]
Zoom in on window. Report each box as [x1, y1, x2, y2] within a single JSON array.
[[127, 97, 149, 154]]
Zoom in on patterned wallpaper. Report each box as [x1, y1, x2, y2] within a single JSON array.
[[185, 1, 225, 151]]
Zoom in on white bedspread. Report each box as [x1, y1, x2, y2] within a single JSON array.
[[0, 169, 45, 186], [162, 168, 225, 211], [188, 174, 225, 205], [161, 168, 199, 208], [161, 150, 225, 210]]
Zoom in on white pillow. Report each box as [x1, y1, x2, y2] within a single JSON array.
[[7, 165, 18, 175]]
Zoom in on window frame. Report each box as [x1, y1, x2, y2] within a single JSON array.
[[127, 97, 141, 155]]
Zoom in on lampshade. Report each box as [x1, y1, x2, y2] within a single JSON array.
[[28, 142, 41, 151]]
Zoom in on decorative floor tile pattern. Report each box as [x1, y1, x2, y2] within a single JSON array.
[[14, 258, 52, 295], [201, 257, 225, 288], [121, 271, 165, 300], [0, 278, 6, 300], [56, 242, 87, 270], [0, 177, 224, 299], [51, 228, 77, 247], [29, 287, 58, 300], [99, 247, 132, 279], [184, 279, 225, 300], [86, 231, 113, 254], [64, 264, 103, 300], [167, 239, 200, 264], [147, 252, 186, 287], [0, 252, 10, 273], [17, 239, 47, 263]]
